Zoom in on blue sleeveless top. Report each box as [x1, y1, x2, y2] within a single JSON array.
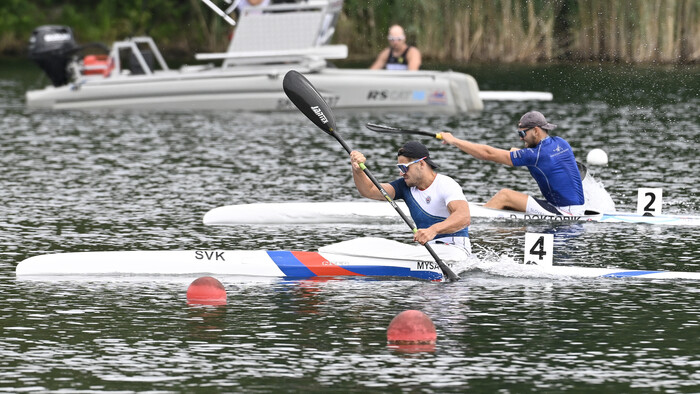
[[510, 136, 584, 206]]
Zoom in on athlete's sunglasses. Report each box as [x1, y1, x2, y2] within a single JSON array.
[[396, 157, 426, 174], [517, 127, 534, 138]]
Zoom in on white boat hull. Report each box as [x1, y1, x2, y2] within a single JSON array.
[[26, 67, 484, 114], [16, 238, 467, 281], [203, 201, 700, 226], [16, 238, 700, 281]]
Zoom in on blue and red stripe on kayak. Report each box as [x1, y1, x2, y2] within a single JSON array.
[[265, 251, 442, 280]]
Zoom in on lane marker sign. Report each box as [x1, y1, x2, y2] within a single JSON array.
[[524, 233, 553, 267], [637, 188, 663, 215]]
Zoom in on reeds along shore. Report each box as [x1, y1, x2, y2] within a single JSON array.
[[338, 0, 700, 64], [1, 0, 699, 64]]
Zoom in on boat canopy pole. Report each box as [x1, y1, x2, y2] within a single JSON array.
[[223, 0, 241, 15], [107, 37, 170, 76], [200, 0, 237, 26]]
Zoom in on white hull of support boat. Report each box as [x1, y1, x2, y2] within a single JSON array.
[[26, 67, 484, 114], [16, 237, 700, 281], [202, 201, 700, 226]]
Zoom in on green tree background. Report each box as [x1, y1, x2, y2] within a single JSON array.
[[2, 0, 699, 63]]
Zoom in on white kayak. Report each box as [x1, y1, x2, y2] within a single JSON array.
[[203, 201, 700, 226], [16, 238, 467, 282], [16, 237, 700, 281]]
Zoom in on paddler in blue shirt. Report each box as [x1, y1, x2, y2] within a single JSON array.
[[350, 141, 471, 252], [369, 25, 422, 71], [440, 111, 585, 216]]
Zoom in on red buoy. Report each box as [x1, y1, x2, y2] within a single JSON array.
[[187, 276, 227, 305], [387, 310, 437, 345]]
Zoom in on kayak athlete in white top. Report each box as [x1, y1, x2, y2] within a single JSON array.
[[441, 111, 585, 215], [350, 141, 471, 252]]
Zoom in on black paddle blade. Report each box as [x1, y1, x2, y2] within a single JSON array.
[[283, 70, 337, 135]]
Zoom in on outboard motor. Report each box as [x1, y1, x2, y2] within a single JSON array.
[[28, 25, 80, 87]]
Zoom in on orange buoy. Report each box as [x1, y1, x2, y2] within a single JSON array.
[[387, 310, 437, 345], [186, 276, 227, 305]]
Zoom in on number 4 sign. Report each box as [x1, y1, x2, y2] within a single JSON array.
[[524, 233, 553, 267]]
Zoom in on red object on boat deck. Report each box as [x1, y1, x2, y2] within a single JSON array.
[[187, 276, 227, 305], [387, 310, 437, 344], [82, 55, 112, 76]]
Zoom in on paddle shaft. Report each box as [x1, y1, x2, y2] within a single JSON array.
[[365, 123, 442, 139], [370, 123, 589, 179], [333, 133, 460, 282]]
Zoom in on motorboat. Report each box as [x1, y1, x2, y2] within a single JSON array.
[[25, 0, 549, 113]]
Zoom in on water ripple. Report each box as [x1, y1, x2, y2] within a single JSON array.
[[0, 62, 698, 392]]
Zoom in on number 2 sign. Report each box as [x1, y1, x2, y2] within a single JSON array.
[[636, 188, 663, 215], [524, 233, 554, 267]]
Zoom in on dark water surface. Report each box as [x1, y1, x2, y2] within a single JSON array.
[[1, 59, 699, 392]]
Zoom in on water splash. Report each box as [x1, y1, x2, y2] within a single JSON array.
[[582, 172, 617, 213]]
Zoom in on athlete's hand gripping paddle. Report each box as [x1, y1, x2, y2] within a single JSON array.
[[283, 70, 459, 282]]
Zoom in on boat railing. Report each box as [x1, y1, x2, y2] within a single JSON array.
[[82, 61, 328, 86], [230, 1, 341, 51], [195, 45, 347, 65], [199, 0, 237, 26], [105, 36, 170, 77], [198, 0, 342, 26], [194, 0, 344, 68]]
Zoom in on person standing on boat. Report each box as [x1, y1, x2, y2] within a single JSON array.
[[236, 0, 270, 14], [229, 0, 271, 40], [440, 111, 585, 216], [350, 141, 471, 252], [369, 25, 422, 71], [231, 0, 271, 21]]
